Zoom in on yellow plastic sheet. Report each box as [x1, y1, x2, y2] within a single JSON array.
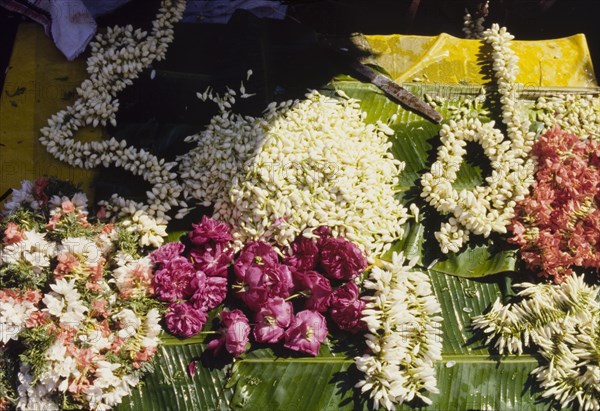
[[365, 33, 597, 87], [0, 23, 100, 200]]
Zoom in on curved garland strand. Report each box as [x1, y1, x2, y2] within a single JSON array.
[[421, 24, 536, 253], [38, 0, 187, 222]]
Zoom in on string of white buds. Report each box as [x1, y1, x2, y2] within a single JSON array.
[[355, 253, 443, 410], [421, 24, 536, 253], [472, 275, 600, 411], [462, 6, 486, 39], [38, 0, 187, 223]]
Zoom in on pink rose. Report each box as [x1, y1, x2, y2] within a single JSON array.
[[188, 216, 232, 246], [165, 302, 207, 338], [293, 270, 332, 312], [253, 297, 293, 343], [150, 242, 185, 265], [285, 236, 319, 271], [189, 243, 233, 277], [152, 257, 197, 302], [207, 309, 250, 357], [190, 276, 228, 311], [284, 310, 327, 356], [319, 237, 367, 280], [238, 263, 293, 311], [233, 241, 280, 282], [329, 282, 366, 333]]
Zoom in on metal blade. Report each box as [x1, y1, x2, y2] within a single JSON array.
[[350, 61, 443, 124]]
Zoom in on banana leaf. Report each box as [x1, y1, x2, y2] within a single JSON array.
[[117, 79, 548, 411]]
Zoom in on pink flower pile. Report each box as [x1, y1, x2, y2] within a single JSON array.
[[509, 127, 600, 282], [153, 222, 368, 357], [151, 216, 234, 337]]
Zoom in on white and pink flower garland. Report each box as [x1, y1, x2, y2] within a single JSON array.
[[0, 179, 163, 410]]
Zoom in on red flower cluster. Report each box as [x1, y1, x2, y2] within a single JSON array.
[[509, 127, 600, 282]]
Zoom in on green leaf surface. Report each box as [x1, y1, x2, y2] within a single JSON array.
[[120, 67, 539, 410]]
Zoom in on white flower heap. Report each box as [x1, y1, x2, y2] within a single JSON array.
[[180, 89, 408, 255], [472, 275, 600, 411], [0, 182, 163, 410], [536, 94, 600, 142], [355, 253, 443, 410], [421, 24, 536, 253], [39, 0, 187, 223]]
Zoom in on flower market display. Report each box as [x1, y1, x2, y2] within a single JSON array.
[[0, 1, 599, 410]]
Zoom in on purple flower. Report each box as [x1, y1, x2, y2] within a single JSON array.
[[152, 257, 197, 302], [293, 270, 332, 312], [165, 302, 207, 338], [150, 242, 185, 265], [188, 216, 233, 246], [207, 309, 250, 357], [285, 236, 319, 271], [233, 241, 280, 281], [284, 310, 327, 356], [190, 276, 228, 311], [238, 263, 294, 311], [319, 237, 367, 280], [253, 297, 293, 343], [313, 226, 332, 238], [329, 282, 366, 333], [189, 243, 233, 277]]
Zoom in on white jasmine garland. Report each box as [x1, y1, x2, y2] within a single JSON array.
[[462, 3, 487, 39], [182, 89, 409, 254], [421, 24, 536, 253], [472, 275, 600, 411], [355, 252, 443, 410], [38, 0, 187, 222]]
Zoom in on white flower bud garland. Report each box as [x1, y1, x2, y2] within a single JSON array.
[[38, 0, 187, 223], [421, 24, 536, 253], [355, 252, 443, 410], [472, 275, 600, 411]]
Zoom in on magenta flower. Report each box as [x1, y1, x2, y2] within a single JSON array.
[[285, 236, 319, 271], [233, 241, 280, 282], [190, 243, 233, 277], [293, 270, 332, 312], [253, 297, 293, 343], [313, 226, 332, 238], [329, 282, 366, 333], [283, 310, 327, 356], [238, 263, 294, 311], [165, 302, 207, 338], [152, 257, 197, 302], [190, 276, 228, 311], [188, 215, 232, 246], [319, 237, 367, 280], [207, 309, 250, 357], [150, 242, 185, 265]]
